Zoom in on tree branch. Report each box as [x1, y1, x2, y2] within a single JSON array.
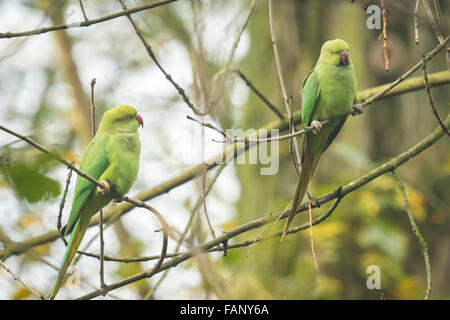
[[392, 169, 432, 300], [0, 0, 179, 39]]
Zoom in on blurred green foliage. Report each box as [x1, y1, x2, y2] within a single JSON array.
[[0, 149, 60, 203]]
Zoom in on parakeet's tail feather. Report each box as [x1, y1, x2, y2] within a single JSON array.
[[281, 153, 320, 242], [49, 218, 89, 299]]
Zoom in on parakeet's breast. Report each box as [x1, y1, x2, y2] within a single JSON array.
[[106, 132, 141, 196], [315, 64, 356, 120]]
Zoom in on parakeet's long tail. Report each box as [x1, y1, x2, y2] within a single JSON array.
[[282, 152, 321, 240], [49, 217, 89, 299]]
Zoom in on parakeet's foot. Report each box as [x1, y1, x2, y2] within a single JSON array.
[[311, 120, 322, 135], [352, 103, 364, 115], [98, 180, 110, 195]]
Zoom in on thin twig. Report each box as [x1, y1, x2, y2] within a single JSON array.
[[380, 0, 390, 72], [392, 169, 432, 300], [201, 164, 216, 239], [0, 259, 45, 300], [307, 196, 318, 270], [432, 0, 441, 27], [288, 96, 301, 174], [268, 0, 302, 170], [78, 0, 88, 21], [414, 0, 420, 45], [233, 69, 284, 119], [90, 78, 97, 138], [0, 0, 179, 39], [117, 0, 199, 115], [98, 211, 108, 288], [422, 0, 449, 68], [186, 115, 230, 141], [90, 78, 106, 290], [203, 0, 256, 115], [57, 166, 73, 246], [422, 56, 450, 137]]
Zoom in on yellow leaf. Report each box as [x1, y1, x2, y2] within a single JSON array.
[[12, 287, 32, 300]]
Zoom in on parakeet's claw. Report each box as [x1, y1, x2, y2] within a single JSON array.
[[311, 120, 322, 135], [352, 103, 364, 115], [98, 180, 110, 195]]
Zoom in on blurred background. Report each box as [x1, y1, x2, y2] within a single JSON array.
[[0, 0, 448, 299]]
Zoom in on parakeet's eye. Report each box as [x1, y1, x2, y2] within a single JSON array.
[[330, 51, 335, 54], [124, 115, 131, 121]]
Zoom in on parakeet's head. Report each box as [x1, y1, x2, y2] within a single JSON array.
[[317, 39, 352, 67], [98, 104, 143, 134]]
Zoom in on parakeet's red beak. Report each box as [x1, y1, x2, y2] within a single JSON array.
[[339, 50, 349, 66], [136, 113, 144, 128]]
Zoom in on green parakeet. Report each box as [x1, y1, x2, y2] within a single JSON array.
[[49, 104, 143, 299], [283, 39, 357, 237]]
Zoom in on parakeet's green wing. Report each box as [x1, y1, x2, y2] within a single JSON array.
[[64, 134, 110, 235], [300, 69, 320, 163]]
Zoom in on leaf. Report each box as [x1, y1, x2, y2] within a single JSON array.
[[0, 152, 61, 203]]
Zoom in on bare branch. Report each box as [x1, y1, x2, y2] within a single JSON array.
[[57, 166, 73, 246], [422, 56, 450, 137], [79, 0, 88, 21], [380, 0, 390, 71], [392, 169, 432, 300], [186, 115, 230, 141], [203, 0, 256, 115], [117, 0, 198, 114], [414, 0, 420, 44], [0, 0, 179, 39], [233, 69, 284, 119], [268, 0, 302, 171], [0, 259, 45, 300], [89, 78, 106, 290], [421, 0, 450, 68]]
